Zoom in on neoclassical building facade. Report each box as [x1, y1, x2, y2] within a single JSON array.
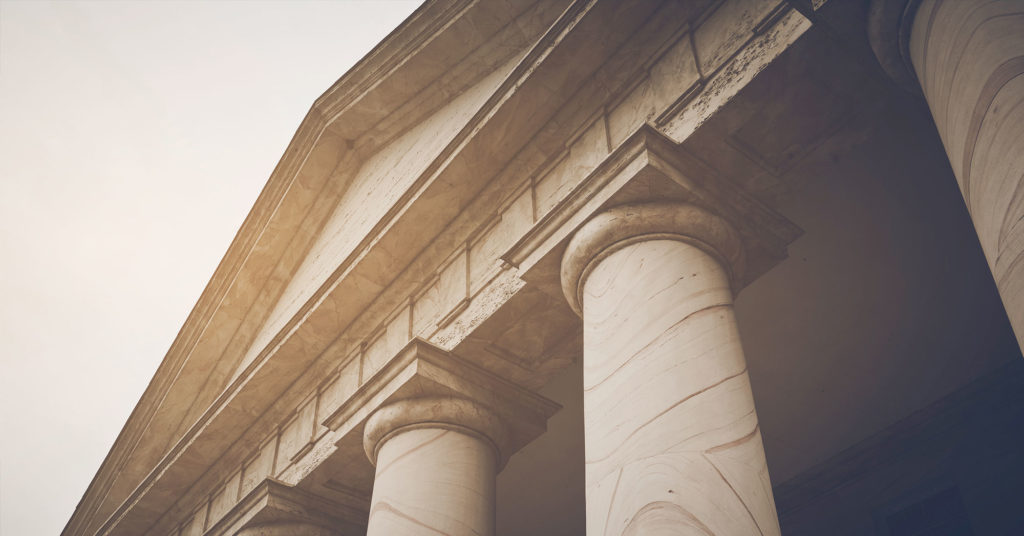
[[65, 0, 1024, 534]]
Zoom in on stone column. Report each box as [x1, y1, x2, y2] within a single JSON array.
[[561, 202, 780, 535], [872, 0, 1024, 350], [362, 397, 507, 536]]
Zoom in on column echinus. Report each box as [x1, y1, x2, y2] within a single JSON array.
[[561, 203, 781, 535], [359, 342, 559, 536], [871, 0, 1024, 350]]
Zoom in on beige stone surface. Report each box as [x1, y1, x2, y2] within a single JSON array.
[[563, 204, 780, 535], [239, 52, 525, 380], [363, 399, 502, 536], [907, 0, 1024, 351], [352, 346, 558, 536], [366, 428, 496, 536]]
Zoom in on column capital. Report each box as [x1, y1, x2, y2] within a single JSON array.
[[867, 0, 923, 93], [560, 202, 743, 316], [502, 126, 800, 319], [363, 397, 508, 467], [357, 345, 558, 536], [335, 339, 560, 470]]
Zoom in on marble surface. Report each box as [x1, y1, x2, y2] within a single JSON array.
[[907, 0, 1024, 351], [564, 204, 780, 535], [560, 202, 745, 316], [364, 400, 501, 536], [363, 397, 507, 467]]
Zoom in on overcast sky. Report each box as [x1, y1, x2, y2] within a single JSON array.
[[0, 1, 420, 534]]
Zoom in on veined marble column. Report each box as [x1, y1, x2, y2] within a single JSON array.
[[561, 203, 780, 535], [872, 0, 1024, 350], [362, 397, 507, 536]]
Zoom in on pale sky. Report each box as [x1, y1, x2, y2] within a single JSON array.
[[0, 1, 421, 534]]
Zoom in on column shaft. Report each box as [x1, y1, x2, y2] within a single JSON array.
[[582, 238, 779, 535], [366, 427, 496, 536], [909, 0, 1024, 349], [357, 348, 559, 536], [560, 203, 781, 535]]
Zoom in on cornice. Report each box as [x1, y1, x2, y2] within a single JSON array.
[[62, 90, 335, 536]]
